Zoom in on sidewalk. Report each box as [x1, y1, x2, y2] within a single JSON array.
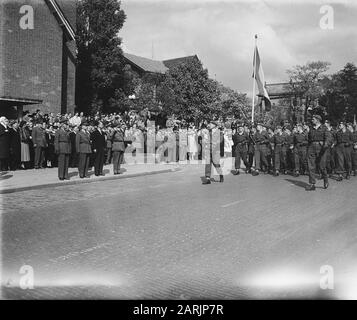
[[0, 162, 181, 194]]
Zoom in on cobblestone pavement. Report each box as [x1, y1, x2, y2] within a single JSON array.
[[1, 164, 357, 299]]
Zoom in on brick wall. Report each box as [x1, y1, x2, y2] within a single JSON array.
[[1, 0, 76, 114]]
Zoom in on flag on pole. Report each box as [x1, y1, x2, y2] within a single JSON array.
[[253, 45, 271, 111]]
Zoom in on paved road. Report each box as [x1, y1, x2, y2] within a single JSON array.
[[1, 164, 357, 299]]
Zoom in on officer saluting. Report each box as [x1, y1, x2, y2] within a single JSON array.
[[306, 114, 332, 191], [54, 119, 71, 180]]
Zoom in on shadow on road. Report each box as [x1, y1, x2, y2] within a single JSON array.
[[68, 171, 78, 178], [285, 178, 310, 189], [0, 174, 13, 180]]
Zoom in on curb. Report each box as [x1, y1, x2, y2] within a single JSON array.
[[0, 167, 182, 194]]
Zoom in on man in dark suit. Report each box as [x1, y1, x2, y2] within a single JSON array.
[[32, 120, 48, 169], [91, 121, 106, 176], [9, 120, 21, 171], [54, 120, 71, 180], [76, 123, 92, 178], [0, 117, 10, 171]]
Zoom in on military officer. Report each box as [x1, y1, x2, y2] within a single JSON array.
[[232, 122, 250, 175], [292, 123, 308, 177], [54, 119, 71, 180], [306, 115, 332, 191], [351, 124, 357, 176], [202, 121, 224, 184], [273, 125, 287, 176], [251, 123, 270, 176], [335, 122, 352, 181], [76, 122, 92, 179], [111, 121, 127, 175]]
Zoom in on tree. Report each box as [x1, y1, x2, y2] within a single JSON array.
[[286, 61, 331, 119], [157, 58, 219, 122], [76, 0, 132, 114], [320, 63, 357, 122]]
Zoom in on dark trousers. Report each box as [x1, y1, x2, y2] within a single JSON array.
[[205, 151, 222, 177], [94, 149, 105, 175], [0, 158, 9, 171], [10, 153, 21, 170], [254, 144, 269, 171], [352, 148, 357, 171], [58, 154, 70, 179], [112, 151, 124, 174], [294, 146, 307, 173], [335, 144, 352, 175], [78, 153, 90, 178], [325, 147, 335, 174], [307, 143, 328, 185], [34, 146, 45, 168], [274, 145, 287, 171], [234, 146, 249, 170]]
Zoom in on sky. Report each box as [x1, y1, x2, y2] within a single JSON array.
[[119, 0, 357, 96]]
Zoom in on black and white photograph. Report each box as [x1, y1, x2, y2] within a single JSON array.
[[1, 0, 357, 306]]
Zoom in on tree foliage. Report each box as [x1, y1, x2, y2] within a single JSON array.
[[286, 61, 331, 118], [76, 0, 132, 114], [320, 63, 357, 122]]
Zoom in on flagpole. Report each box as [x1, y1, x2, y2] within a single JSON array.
[[251, 34, 258, 123]]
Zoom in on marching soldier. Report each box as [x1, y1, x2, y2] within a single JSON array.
[[247, 124, 255, 173], [76, 122, 92, 179], [306, 115, 332, 191], [251, 123, 270, 176], [54, 119, 71, 180], [324, 120, 336, 177], [292, 123, 308, 177], [335, 122, 352, 181], [202, 121, 224, 184], [232, 122, 250, 175]]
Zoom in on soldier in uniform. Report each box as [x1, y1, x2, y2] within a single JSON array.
[[292, 123, 308, 177], [351, 123, 357, 176], [232, 122, 250, 175], [306, 115, 332, 191], [202, 121, 224, 184], [247, 124, 255, 173], [251, 123, 270, 176], [111, 121, 127, 175], [273, 125, 287, 176], [76, 122, 92, 179], [324, 120, 336, 177], [335, 122, 352, 181], [32, 120, 48, 169], [54, 119, 71, 180]]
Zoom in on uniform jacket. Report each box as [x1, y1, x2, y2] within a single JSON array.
[[76, 130, 92, 154], [253, 131, 270, 145], [9, 128, 21, 156], [232, 132, 249, 146], [274, 133, 287, 146], [32, 126, 48, 147], [293, 132, 308, 147], [111, 130, 126, 152], [308, 125, 333, 147], [335, 130, 352, 145], [54, 128, 71, 154]]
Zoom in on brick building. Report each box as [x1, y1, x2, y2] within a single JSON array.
[[0, 0, 76, 118]]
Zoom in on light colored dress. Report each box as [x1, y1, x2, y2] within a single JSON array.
[[187, 129, 198, 153]]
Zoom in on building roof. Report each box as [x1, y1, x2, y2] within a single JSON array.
[[163, 55, 199, 69], [123, 53, 168, 74], [44, 0, 76, 41]]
